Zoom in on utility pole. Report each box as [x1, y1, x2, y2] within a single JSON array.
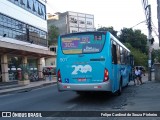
[[147, 5, 152, 81], [142, 0, 152, 81]]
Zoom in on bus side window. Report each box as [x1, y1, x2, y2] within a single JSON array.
[[120, 46, 124, 64], [117, 45, 120, 64], [112, 41, 117, 64]]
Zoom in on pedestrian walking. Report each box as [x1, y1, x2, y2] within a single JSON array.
[[135, 67, 140, 85], [139, 67, 143, 85], [49, 68, 52, 81]]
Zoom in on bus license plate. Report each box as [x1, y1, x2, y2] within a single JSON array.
[[78, 78, 86, 82]]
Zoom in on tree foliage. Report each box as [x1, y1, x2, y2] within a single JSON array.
[[124, 43, 148, 67], [97, 26, 118, 38], [97, 26, 149, 66], [119, 28, 148, 54], [48, 25, 59, 46], [152, 49, 160, 63]]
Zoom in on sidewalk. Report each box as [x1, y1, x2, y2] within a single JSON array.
[[0, 77, 57, 95], [126, 72, 160, 111]]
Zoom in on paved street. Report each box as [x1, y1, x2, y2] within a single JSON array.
[[0, 73, 160, 120]]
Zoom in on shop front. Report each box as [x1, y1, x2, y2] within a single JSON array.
[[0, 40, 56, 82]]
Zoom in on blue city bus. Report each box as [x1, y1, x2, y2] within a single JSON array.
[[56, 31, 133, 95]]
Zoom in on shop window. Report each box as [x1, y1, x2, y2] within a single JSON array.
[[27, 0, 31, 9], [32, 3, 36, 12]]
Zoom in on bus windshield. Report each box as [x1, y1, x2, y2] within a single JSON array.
[[60, 32, 106, 54]]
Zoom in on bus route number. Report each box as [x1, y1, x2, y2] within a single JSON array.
[[60, 58, 68, 62]]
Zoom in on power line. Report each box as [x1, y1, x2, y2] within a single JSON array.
[[151, 21, 158, 31], [151, 21, 159, 39], [130, 20, 146, 29]]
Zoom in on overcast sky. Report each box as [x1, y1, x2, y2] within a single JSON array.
[[46, 0, 158, 43]]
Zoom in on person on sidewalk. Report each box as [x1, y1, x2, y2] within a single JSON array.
[[135, 67, 140, 85], [139, 67, 143, 85], [49, 68, 52, 81]]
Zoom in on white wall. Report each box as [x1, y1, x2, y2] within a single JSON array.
[[0, 1, 47, 31], [45, 57, 56, 67], [67, 11, 94, 33], [70, 27, 78, 33]]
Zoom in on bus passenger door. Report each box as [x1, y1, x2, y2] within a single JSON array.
[[111, 41, 118, 92]]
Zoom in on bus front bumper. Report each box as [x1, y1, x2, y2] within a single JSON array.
[[57, 82, 111, 92]]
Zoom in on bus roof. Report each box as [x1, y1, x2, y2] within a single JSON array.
[[60, 31, 106, 37], [109, 32, 130, 52]]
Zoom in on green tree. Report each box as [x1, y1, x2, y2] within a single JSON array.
[[152, 49, 160, 63], [97, 26, 118, 38], [48, 25, 59, 46], [124, 43, 148, 67], [119, 28, 147, 54]]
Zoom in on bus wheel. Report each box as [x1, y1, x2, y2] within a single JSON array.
[[116, 80, 122, 96], [125, 75, 130, 87]]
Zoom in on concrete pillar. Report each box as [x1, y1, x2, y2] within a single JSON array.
[[1, 54, 9, 82], [154, 63, 160, 82], [22, 56, 27, 65], [38, 58, 43, 79]]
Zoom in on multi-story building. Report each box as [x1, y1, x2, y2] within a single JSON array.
[[47, 11, 95, 35], [0, 0, 55, 82], [46, 11, 95, 66], [45, 45, 57, 67]]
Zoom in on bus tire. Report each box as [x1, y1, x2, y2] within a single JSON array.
[[117, 80, 122, 96], [126, 75, 130, 87]]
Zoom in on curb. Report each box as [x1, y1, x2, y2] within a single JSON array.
[[0, 82, 57, 95]]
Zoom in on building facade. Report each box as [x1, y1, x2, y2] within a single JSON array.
[[47, 11, 95, 35], [45, 46, 57, 67], [0, 0, 55, 82]]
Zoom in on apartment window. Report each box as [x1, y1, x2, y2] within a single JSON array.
[[27, 0, 31, 9], [20, 0, 25, 6], [0, 13, 47, 47], [79, 20, 85, 24], [72, 30, 77, 33], [70, 17, 77, 24], [87, 21, 92, 25], [8, 0, 46, 20]]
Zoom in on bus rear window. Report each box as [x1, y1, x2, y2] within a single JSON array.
[[61, 33, 105, 54]]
